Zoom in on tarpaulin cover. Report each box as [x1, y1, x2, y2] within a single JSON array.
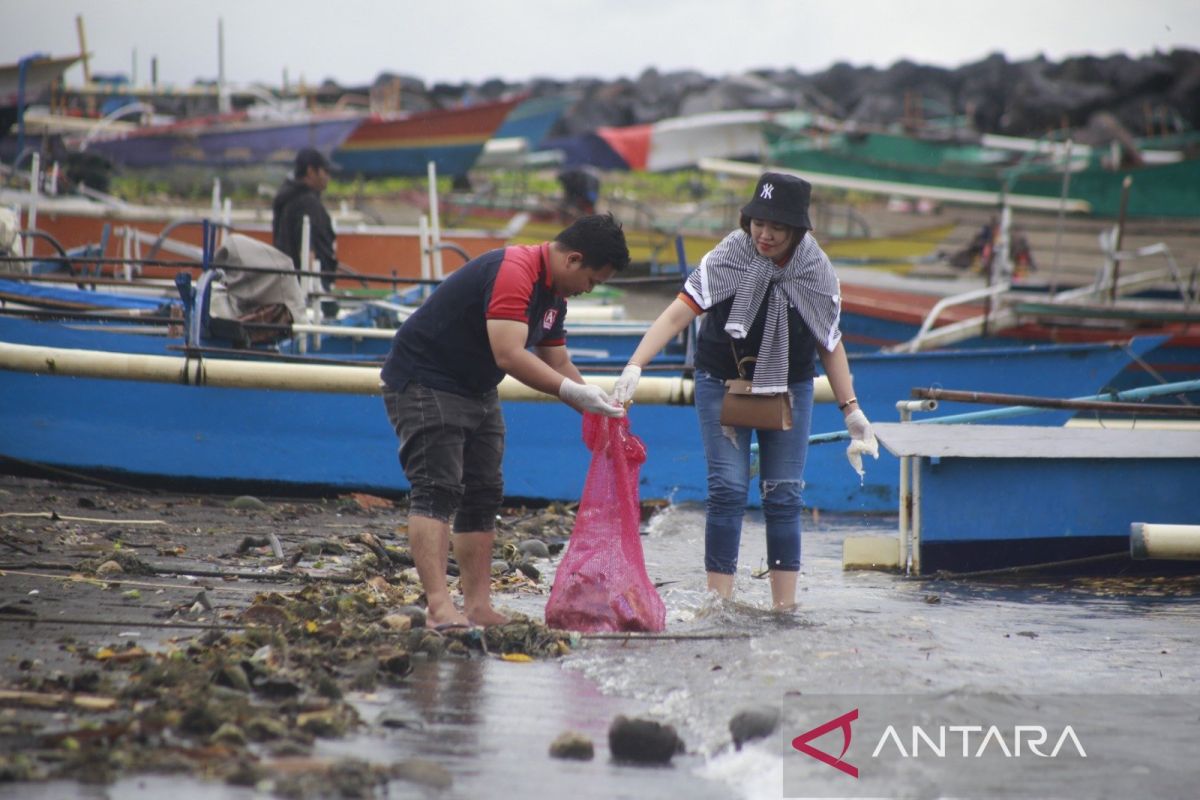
[[545, 413, 666, 633]]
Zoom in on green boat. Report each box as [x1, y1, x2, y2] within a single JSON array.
[[767, 129, 1200, 218]]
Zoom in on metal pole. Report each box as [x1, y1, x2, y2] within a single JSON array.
[[75, 15, 91, 84], [894, 399, 937, 574], [28, 154, 40, 251], [1049, 139, 1073, 293], [910, 387, 1200, 417], [217, 18, 230, 115], [915, 379, 1200, 425], [426, 161, 443, 280], [1110, 175, 1133, 304]]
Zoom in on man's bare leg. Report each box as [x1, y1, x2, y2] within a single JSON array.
[[408, 515, 469, 628], [452, 531, 509, 627], [707, 571, 735, 600]]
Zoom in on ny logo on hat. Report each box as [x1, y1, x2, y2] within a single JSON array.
[[760, 183, 774, 200]]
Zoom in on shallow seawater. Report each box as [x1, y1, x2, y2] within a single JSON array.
[[541, 503, 1200, 799], [5, 505, 1196, 800]]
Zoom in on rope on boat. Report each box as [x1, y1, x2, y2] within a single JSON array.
[[920, 551, 1129, 580]]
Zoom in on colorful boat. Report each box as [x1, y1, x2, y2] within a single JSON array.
[[836, 278, 1200, 400], [0, 312, 1161, 512], [766, 129, 1200, 218], [332, 96, 522, 178], [1, 53, 81, 137], [6, 190, 509, 282], [77, 110, 363, 169], [492, 94, 572, 148], [872, 422, 1200, 573]]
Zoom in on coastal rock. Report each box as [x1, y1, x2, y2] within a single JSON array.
[[608, 715, 684, 765], [391, 758, 453, 790], [549, 731, 595, 760], [517, 539, 551, 559], [380, 613, 413, 632], [228, 495, 268, 511], [729, 706, 781, 750]]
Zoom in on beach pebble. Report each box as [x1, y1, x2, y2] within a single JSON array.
[[490, 559, 510, 574], [608, 715, 684, 764], [377, 710, 424, 730], [729, 707, 780, 750], [518, 539, 551, 559], [210, 722, 247, 746], [228, 495, 269, 511], [392, 758, 452, 790], [380, 613, 413, 632], [95, 560, 124, 577], [549, 731, 595, 760], [390, 605, 426, 629]]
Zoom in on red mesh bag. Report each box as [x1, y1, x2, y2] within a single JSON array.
[[545, 413, 666, 633]]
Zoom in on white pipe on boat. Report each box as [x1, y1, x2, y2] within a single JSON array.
[[221, 198, 232, 246], [211, 178, 221, 218], [28, 154, 40, 242], [427, 161, 444, 280], [291, 323, 395, 339], [418, 214, 432, 299], [0, 341, 696, 404], [894, 399, 937, 574], [1130, 523, 1200, 561], [300, 214, 315, 350]]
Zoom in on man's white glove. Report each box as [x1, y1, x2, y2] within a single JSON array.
[[844, 408, 879, 478], [612, 363, 642, 406], [559, 378, 625, 418]]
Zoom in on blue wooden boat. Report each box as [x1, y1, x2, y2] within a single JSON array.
[[493, 95, 572, 148], [332, 96, 521, 178], [837, 279, 1200, 402], [79, 110, 363, 170], [872, 422, 1200, 573], [0, 313, 1163, 512]]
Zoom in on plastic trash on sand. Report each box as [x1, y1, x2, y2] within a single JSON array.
[[545, 413, 666, 633]]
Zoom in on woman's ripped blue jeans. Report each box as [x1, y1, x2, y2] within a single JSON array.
[[694, 370, 814, 575]]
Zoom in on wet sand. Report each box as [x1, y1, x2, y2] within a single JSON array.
[[0, 472, 726, 799], [4, 459, 1200, 799]]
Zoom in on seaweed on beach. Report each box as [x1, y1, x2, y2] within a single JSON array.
[[0, 476, 584, 795]]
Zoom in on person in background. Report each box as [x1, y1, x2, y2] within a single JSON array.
[[612, 173, 877, 611], [272, 147, 340, 319], [381, 214, 630, 629]]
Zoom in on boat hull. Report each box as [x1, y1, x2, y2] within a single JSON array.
[[874, 422, 1200, 573], [770, 132, 1200, 218], [333, 98, 520, 178], [83, 115, 362, 169], [0, 317, 1162, 512]]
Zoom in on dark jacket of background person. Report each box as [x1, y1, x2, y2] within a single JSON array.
[[271, 179, 338, 278]]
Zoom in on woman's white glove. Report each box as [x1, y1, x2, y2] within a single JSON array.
[[844, 409, 879, 477], [559, 378, 625, 418], [612, 363, 642, 406]]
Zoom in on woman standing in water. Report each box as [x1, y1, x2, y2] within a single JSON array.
[[613, 172, 876, 610]]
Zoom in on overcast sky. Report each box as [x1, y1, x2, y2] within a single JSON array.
[[4, 0, 1199, 89]]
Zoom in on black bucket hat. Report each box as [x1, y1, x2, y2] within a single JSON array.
[[294, 147, 341, 177], [740, 172, 812, 230]]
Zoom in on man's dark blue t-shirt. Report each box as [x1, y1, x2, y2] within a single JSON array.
[[380, 243, 568, 397]]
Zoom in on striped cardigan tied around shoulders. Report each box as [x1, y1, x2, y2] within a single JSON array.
[[683, 229, 842, 394]]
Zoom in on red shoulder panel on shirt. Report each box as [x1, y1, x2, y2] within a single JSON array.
[[487, 244, 545, 322]]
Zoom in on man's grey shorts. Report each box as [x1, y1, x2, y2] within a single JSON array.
[[383, 382, 505, 532]]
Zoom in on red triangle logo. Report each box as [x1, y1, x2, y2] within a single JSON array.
[[791, 708, 859, 778]]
